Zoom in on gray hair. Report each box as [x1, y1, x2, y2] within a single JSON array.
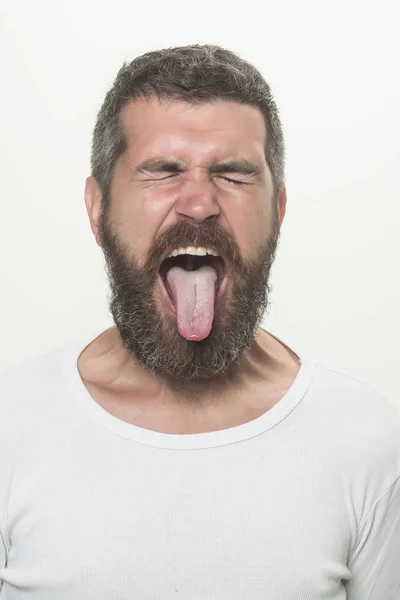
[[91, 44, 286, 210]]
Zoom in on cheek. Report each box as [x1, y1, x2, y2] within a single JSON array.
[[235, 204, 271, 258], [111, 188, 177, 254], [254, 203, 271, 237]]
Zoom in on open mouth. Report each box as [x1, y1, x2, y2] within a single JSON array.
[[159, 254, 227, 305]]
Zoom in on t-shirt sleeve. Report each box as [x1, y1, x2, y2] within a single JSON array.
[[344, 475, 400, 599]]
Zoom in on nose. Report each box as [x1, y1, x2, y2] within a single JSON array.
[[174, 175, 220, 224]]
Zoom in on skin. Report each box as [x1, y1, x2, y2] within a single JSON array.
[[82, 97, 300, 433]]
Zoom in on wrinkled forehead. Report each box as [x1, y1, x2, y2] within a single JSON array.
[[118, 97, 268, 166]]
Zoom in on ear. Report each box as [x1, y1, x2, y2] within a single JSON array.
[[277, 186, 287, 226], [84, 176, 104, 247]]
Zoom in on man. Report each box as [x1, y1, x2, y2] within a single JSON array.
[[0, 44, 399, 599]]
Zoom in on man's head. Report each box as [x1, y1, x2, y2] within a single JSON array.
[[85, 44, 287, 391]]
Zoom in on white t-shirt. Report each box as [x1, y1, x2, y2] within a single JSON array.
[[0, 328, 399, 599]]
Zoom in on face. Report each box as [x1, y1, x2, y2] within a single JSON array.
[[85, 97, 286, 389]]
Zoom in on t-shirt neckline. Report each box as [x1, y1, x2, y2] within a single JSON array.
[[64, 327, 316, 450]]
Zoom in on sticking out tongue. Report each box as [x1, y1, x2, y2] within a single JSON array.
[[166, 265, 218, 341]]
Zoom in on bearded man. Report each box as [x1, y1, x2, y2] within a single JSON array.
[[1, 44, 399, 600]]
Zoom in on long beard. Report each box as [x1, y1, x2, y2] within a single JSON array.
[[98, 208, 281, 398]]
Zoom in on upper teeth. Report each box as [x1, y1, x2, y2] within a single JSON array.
[[167, 246, 219, 258]]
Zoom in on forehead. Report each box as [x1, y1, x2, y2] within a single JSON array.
[[119, 97, 267, 164]]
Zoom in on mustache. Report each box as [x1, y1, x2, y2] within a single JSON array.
[[145, 220, 243, 273]]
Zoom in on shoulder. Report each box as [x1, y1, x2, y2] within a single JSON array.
[[310, 361, 400, 428], [0, 340, 76, 434], [306, 360, 400, 488]]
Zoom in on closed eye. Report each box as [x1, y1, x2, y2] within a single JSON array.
[[144, 174, 249, 186], [145, 174, 177, 181], [220, 176, 248, 186]]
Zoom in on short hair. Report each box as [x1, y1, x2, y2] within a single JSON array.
[[91, 44, 285, 210]]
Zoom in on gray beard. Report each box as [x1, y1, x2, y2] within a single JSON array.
[[98, 208, 281, 400]]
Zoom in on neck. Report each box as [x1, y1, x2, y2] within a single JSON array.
[[80, 326, 291, 411]]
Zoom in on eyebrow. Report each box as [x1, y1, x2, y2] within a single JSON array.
[[133, 158, 186, 174], [209, 159, 261, 177], [132, 157, 261, 177]]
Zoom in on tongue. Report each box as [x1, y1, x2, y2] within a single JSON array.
[[166, 265, 218, 341]]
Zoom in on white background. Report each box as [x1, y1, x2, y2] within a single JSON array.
[[0, 0, 399, 409]]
